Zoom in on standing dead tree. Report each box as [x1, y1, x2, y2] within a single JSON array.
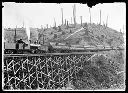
[[71, 17, 72, 24], [80, 16, 83, 26], [54, 18, 56, 27], [61, 8, 64, 25], [73, 4, 76, 26], [106, 15, 108, 27], [89, 8, 91, 24], [100, 10, 101, 25], [65, 19, 67, 25]]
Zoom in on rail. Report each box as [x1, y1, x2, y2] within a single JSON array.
[[4, 52, 96, 57]]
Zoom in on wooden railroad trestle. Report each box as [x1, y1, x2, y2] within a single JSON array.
[[3, 52, 101, 90]]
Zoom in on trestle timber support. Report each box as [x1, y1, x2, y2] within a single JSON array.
[[3, 53, 96, 90]]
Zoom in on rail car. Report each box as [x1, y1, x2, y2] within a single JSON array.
[[48, 42, 116, 53]]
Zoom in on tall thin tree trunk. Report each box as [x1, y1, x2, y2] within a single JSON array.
[[54, 18, 56, 27], [106, 15, 108, 27], [80, 16, 82, 26], [65, 19, 66, 25], [73, 4, 76, 26], [61, 8, 64, 25], [89, 8, 91, 24], [100, 10, 101, 25]]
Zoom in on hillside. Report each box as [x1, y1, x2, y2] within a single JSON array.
[[41, 23, 124, 47], [4, 28, 28, 43], [4, 23, 124, 48]]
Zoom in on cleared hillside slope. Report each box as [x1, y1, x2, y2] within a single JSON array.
[[4, 23, 124, 47], [46, 23, 124, 47]]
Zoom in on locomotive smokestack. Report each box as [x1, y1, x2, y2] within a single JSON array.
[[14, 26, 17, 43]]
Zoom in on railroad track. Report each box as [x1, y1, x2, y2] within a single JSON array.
[[4, 52, 96, 57], [3, 48, 124, 57]]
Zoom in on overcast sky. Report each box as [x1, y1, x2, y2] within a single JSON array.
[[2, 2, 126, 32]]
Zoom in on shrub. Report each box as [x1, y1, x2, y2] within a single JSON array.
[[54, 34, 57, 38], [72, 53, 124, 90]]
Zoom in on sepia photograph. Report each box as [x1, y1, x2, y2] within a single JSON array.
[[2, 2, 126, 91]]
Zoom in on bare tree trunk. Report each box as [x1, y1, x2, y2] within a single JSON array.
[[71, 17, 72, 24], [54, 18, 56, 27], [67, 21, 68, 27], [47, 24, 48, 29], [61, 8, 64, 25], [106, 15, 108, 27], [89, 8, 91, 24], [100, 10, 101, 25], [80, 16, 82, 26], [65, 19, 66, 25], [73, 4, 76, 26]]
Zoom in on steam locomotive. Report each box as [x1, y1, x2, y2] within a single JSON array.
[[4, 39, 48, 54]]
